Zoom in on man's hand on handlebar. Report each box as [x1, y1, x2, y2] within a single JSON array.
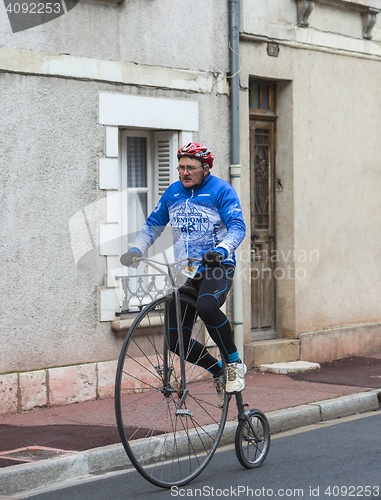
[[202, 250, 226, 268]]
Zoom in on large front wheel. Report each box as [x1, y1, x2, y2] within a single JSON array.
[[115, 294, 229, 488], [235, 409, 270, 469]]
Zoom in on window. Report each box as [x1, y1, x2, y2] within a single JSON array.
[[249, 79, 276, 113], [120, 130, 178, 256], [118, 130, 178, 312], [121, 131, 152, 253], [98, 92, 197, 321]]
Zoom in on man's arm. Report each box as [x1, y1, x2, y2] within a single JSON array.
[[121, 189, 171, 264], [130, 197, 170, 256], [215, 184, 246, 256]]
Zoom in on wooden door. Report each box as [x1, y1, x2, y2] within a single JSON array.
[[250, 120, 276, 340]]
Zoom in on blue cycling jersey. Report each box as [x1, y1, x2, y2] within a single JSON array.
[[131, 173, 246, 271]]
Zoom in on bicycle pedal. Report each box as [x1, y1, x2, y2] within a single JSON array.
[[175, 409, 194, 417]]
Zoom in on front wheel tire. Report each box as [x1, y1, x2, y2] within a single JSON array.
[[115, 294, 229, 488]]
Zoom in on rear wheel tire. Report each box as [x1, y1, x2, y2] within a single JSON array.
[[235, 409, 270, 469]]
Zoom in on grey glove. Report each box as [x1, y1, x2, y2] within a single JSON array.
[[120, 251, 140, 268]]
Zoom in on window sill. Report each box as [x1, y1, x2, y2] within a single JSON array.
[[111, 312, 163, 333]]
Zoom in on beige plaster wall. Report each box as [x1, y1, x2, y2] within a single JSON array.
[[239, 6, 381, 345], [0, 1, 231, 374], [292, 49, 381, 332]]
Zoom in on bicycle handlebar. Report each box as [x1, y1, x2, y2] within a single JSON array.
[[131, 256, 201, 280], [132, 256, 200, 266]]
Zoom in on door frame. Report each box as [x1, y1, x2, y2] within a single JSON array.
[[249, 117, 277, 341]]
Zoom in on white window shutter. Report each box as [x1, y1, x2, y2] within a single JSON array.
[[153, 131, 178, 205]]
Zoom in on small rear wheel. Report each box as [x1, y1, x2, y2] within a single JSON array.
[[235, 409, 270, 469]]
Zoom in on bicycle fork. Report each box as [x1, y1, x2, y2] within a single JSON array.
[[162, 272, 192, 417], [235, 392, 263, 443], [173, 286, 193, 416]]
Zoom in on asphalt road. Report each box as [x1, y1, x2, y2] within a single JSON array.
[[15, 411, 381, 500]]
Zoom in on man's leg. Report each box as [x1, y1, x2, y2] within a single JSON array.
[[196, 266, 246, 394], [196, 265, 237, 363], [167, 297, 222, 377]]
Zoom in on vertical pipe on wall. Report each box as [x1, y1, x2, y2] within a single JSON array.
[[229, 0, 240, 164], [229, 0, 244, 361]]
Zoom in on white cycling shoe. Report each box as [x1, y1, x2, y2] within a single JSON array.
[[225, 362, 247, 394]]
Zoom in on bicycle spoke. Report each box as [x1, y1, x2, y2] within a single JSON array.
[[124, 396, 168, 440]]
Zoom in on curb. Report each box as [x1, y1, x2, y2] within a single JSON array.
[[0, 389, 380, 497]]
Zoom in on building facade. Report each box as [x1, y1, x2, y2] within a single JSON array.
[[1, 0, 381, 414], [0, 0, 232, 413], [239, 0, 381, 366]]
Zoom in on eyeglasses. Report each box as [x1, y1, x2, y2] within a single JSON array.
[[177, 165, 202, 173]]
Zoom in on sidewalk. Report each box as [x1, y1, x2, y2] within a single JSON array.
[[0, 355, 380, 496]]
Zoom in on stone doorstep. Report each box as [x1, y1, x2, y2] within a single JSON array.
[[257, 361, 321, 375], [248, 338, 301, 367], [249, 324, 381, 368]]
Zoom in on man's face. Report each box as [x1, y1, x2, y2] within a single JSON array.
[[178, 157, 210, 189]]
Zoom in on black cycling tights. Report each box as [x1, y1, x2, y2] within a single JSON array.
[[168, 265, 238, 377]]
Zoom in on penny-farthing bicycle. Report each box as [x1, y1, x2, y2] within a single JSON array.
[[115, 257, 270, 488]]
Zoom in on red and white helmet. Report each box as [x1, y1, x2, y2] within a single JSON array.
[[177, 143, 214, 167]]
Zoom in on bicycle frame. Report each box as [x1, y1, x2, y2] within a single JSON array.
[[131, 256, 200, 415]]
